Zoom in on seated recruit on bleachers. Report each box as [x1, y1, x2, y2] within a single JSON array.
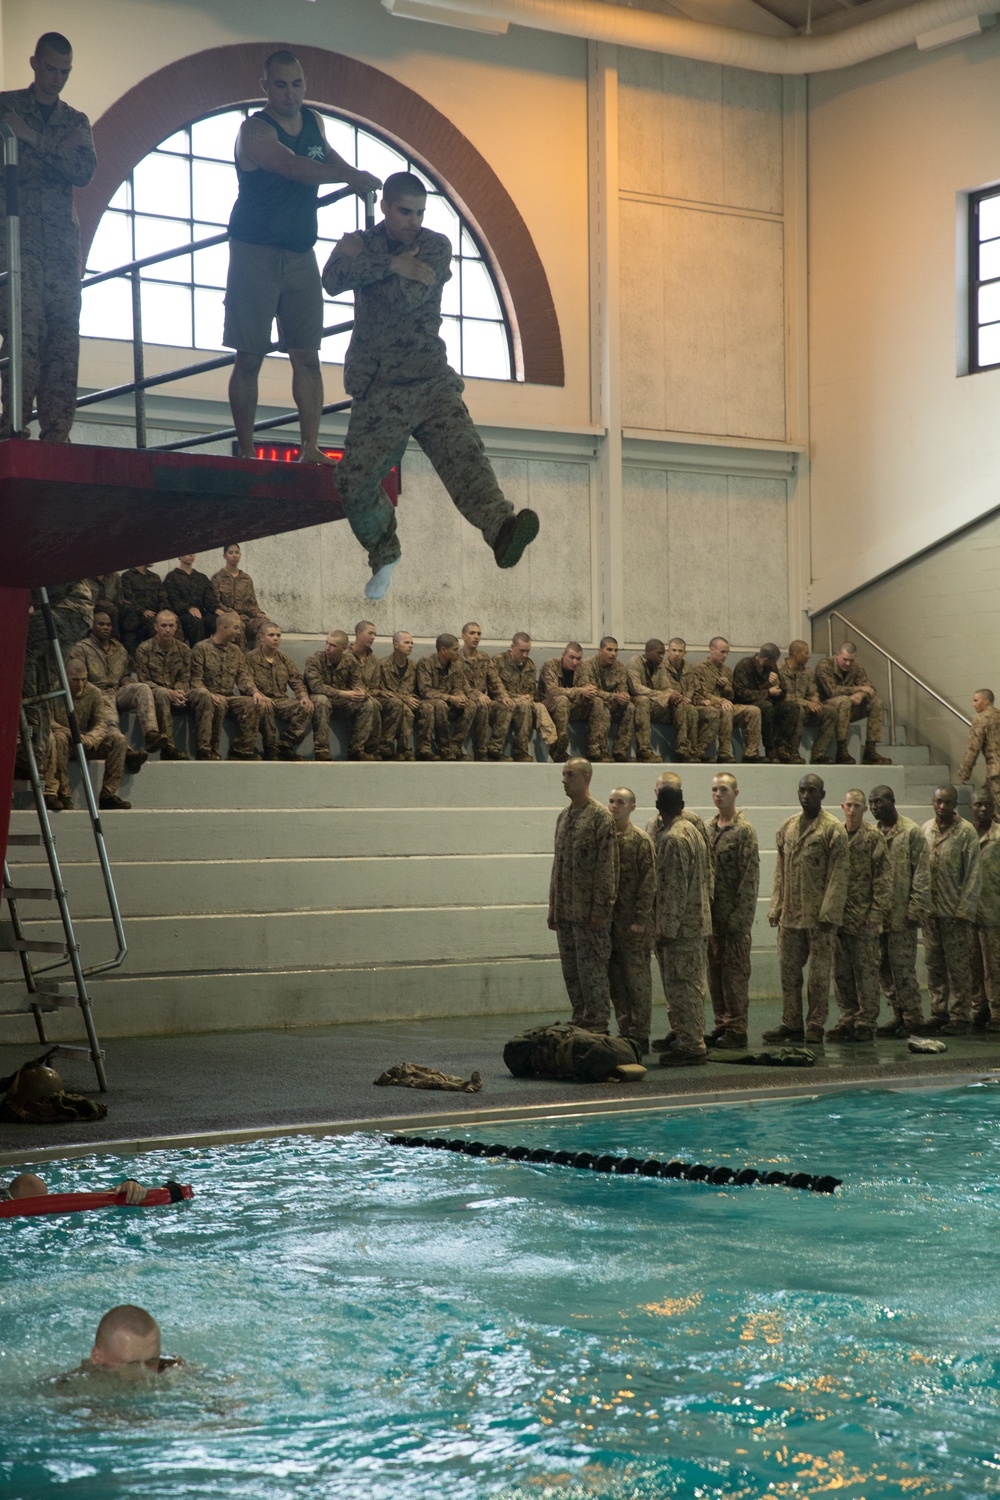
[[732, 643, 802, 765], [45, 659, 135, 811], [188, 613, 263, 760], [83, 571, 122, 637], [118, 565, 168, 658], [246, 622, 314, 760], [210, 544, 268, 646], [346, 620, 383, 695], [626, 638, 689, 765], [68, 610, 163, 755], [815, 643, 891, 766], [376, 631, 429, 760], [163, 554, 218, 646], [539, 643, 609, 764], [779, 641, 840, 765], [492, 632, 557, 761], [685, 637, 763, 764], [303, 630, 381, 761], [459, 621, 508, 762], [415, 633, 478, 761], [133, 611, 203, 760], [578, 638, 635, 764]]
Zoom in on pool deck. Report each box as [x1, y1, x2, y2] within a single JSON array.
[[2, 1000, 999, 1167]]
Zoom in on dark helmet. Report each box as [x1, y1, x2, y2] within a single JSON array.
[[6, 1059, 64, 1107]]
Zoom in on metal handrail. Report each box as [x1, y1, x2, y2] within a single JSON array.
[[826, 609, 971, 745], [0, 122, 22, 436]]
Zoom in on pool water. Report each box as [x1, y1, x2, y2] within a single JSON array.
[[3, 1084, 1000, 1498]]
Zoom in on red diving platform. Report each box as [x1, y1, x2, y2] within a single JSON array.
[[0, 440, 396, 853]]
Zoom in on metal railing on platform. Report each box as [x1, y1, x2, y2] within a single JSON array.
[[825, 610, 970, 745]]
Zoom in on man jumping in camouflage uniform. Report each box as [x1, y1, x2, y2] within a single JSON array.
[[868, 784, 930, 1036], [322, 171, 538, 601], [0, 32, 95, 440], [827, 789, 891, 1043], [607, 787, 655, 1054], [958, 688, 1000, 812], [549, 758, 619, 1032], [919, 784, 982, 1035]]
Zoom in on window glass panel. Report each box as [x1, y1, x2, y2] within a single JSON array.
[[979, 194, 1000, 243], [191, 110, 245, 162], [978, 281, 1000, 326], [108, 179, 131, 212], [192, 159, 238, 226], [440, 272, 460, 316], [977, 321, 1000, 368], [133, 218, 193, 283], [980, 239, 1000, 284], [132, 152, 191, 220], [317, 196, 362, 241], [355, 135, 408, 184], [140, 282, 193, 347], [321, 328, 352, 365], [80, 278, 133, 341], [157, 128, 190, 155], [192, 227, 231, 288], [461, 258, 501, 320], [461, 318, 510, 380], [421, 194, 460, 241], [441, 314, 462, 370], [323, 116, 357, 163], [86, 211, 132, 275], [460, 227, 481, 258], [323, 296, 354, 333], [193, 287, 228, 351]]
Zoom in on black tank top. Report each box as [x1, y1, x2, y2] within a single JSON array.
[[228, 108, 325, 253]]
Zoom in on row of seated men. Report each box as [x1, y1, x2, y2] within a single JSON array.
[[85, 544, 268, 657], [47, 606, 893, 802]]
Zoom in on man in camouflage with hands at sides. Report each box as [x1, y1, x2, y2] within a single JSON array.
[[607, 787, 656, 1056], [323, 171, 538, 601], [918, 784, 982, 1036], [826, 789, 891, 1044], [958, 688, 1000, 814], [653, 781, 714, 1068], [868, 784, 931, 1037], [706, 772, 759, 1051], [970, 788, 1000, 1033], [548, 758, 619, 1033]]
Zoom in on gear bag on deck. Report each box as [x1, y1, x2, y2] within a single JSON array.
[[503, 1024, 644, 1083]]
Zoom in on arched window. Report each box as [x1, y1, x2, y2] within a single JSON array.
[[82, 107, 515, 381]]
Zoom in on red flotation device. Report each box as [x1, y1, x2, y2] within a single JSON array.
[[0, 1181, 193, 1219]]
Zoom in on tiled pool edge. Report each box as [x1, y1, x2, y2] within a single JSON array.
[[3, 1068, 998, 1169]]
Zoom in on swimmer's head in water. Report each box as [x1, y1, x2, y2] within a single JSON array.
[[90, 1305, 161, 1373], [8, 1173, 47, 1199]]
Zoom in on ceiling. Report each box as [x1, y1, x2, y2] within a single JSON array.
[[602, 0, 930, 38]]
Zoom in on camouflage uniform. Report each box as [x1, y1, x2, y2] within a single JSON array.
[[539, 656, 610, 760], [21, 581, 92, 770], [415, 652, 481, 758], [83, 572, 122, 637], [770, 808, 849, 1032], [814, 657, 885, 749], [134, 636, 209, 751], [732, 655, 801, 760], [921, 815, 982, 1026], [492, 649, 556, 759], [304, 649, 380, 759], [189, 637, 260, 754], [833, 822, 891, 1032], [578, 655, 635, 760], [163, 566, 218, 647], [246, 646, 313, 752], [377, 653, 429, 759], [549, 794, 620, 1031], [646, 807, 713, 882], [958, 706, 1000, 809], [878, 814, 931, 1030], [46, 682, 126, 799], [626, 654, 692, 760], [655, 817, 713, 1055], [0, 86, 95, 440], [685, 660, 762, 758], [322, 224, 515, 571], [706, 810, 759, 1039], [778, 658, 839, 761], [118, 568, 168, 656], [609, 822, 656, 1048], [973, 822, 1000, 1027], [68, 632, 157, 739], [209, 568, 267, 643], [663, 658, 720, 759], [460, 648, 512, 759]]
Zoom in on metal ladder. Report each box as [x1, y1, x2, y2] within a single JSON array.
[[1, 591, 128, 1092]]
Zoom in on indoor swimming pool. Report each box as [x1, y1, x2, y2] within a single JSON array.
[[2, 1082, 1000, 1498]]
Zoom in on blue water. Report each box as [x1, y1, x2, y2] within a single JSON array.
[[3, 1085, 1000, 1498]]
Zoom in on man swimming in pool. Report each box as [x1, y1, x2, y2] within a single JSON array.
[[60, 1306, 184, 1378], [2, 1173, 147, 1202]]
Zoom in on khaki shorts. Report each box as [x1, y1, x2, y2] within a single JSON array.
[[223, 240, 323, 354]]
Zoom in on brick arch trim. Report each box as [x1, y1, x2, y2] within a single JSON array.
[[78, 43, 563, 386]]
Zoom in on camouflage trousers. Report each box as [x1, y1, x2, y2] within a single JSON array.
[[924, 916, 974, 1025], [20, 600, 92, 769], [879, 927, 925, 1028], [707, 931, 752, 1032], [827, 694, 884, 747], [201, 695, 259, 755], [717, 704, 761, 758], [778, 924, 835, 1032], [97, 683, 156, 740], [633, 695, 697, 758], [802, 702, 840, 760], [419, 697, 486, 758], [146, 685, 183, 748], [833, 927, 881, 1027], [655, 937, 708, 1054], [758, 699, 802, 758], [312, 694, 380, 757], [609, 925, 653, 1047], [548, 697, 611, 758], [972, 926, 1000, 1025], [47, 720, 126, 797], [0, 238, 81, 441], [556, 920, 612, 1031], [259, 695, 313, 751], [376, 696, 427, 759], [987, 774, 1000, 814], [337, 371, 514, 570]]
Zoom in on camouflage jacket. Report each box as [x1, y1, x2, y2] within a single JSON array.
[[626, 654, 669, 699], [732, 655, 785, 708], [189, 639, 254, 697], [880, 814, 931, 931], [549, 796, 619, 926], [959, 706, 1000, 783], [578, 655, 630, 702], [977, 823, 1000, 928], [539, 656, 592, 708], [840, 822, 892, 934], [134, 638, 192, 691], [347, 646, 382, 694], [921, 816, 982, 923], [778, 659, 820, 708], [164, 567, 218, 619], [686, 659, 735, 708], [119, 568, 167, 626], [460, 648, 505, 699], [646, 809, 715, 901], [815, 657, 875, 701], [68, 634, 134, 694], [769, 808, 849, 929], [612, 823, 656, 939], [655, 817, 713, 943], [416, 654, 467, 702], [378, 654, 419, 701], [210, 569, 264, 623], [707, 810, 759, 935], [246, 647, 307, 701], [55, 683, 114, 743], [0, 88, 95, 248], [304, 650, 365, 704], [492, 650, 538, 700]]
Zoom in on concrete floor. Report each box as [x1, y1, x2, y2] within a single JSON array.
[[2, 997, 998, 1167]]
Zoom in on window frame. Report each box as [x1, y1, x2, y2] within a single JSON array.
[[967, 184, 1000, 375]]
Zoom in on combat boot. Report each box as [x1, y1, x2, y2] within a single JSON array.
[[824, 1021, 855, 1042], [550, 739, 569, 763], [637, 745, 662, 763], [720, 1030, 748, 1051], [835, 743, 856, 765], [659, 1048, 708, 1068], [763, 1023, 804, 1043], [863, 743, 891, 765]]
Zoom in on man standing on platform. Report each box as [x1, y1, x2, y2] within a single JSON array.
[[970, 788, 1000, 1032], [868, 784, 930, 1037], [654, 782, 713, 1067], [224, 50, 379, 463], [323, 171, 538, 600], [765, 773, 849, 1045], [548, 758, 619, 1032], [0, 32, 95, 441], [706, 772, 759, 1051], [958, 689, 1000, 811], [919, 784, 982, 1034], [607, 786, 655, 1056], [827, 789, 891, 1044]]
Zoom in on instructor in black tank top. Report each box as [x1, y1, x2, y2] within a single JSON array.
[[223, 50, 380, 464]]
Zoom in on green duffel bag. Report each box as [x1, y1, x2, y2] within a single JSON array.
[[504, 1023, 643, 1083]]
